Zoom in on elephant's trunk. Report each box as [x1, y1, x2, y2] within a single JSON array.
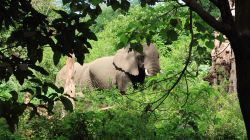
[[145, 64, 160, 76]]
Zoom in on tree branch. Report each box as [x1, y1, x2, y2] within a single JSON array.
[[149, 9, 194, 112], [218, 0, 234, 25], [181, 74, 190, 107], [182, 0, 231, 34]]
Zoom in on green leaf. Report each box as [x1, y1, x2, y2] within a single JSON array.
[[29, 65, 49, 75], [14, 69, 33, 85], [62, 0, 71, 5], [121, 0, 130, 12], [36, 87, 41, 96], [29, 78, 43, 85], [47, 100, 54, 113], [37, 49, 43, 63], [197, 45, 207, 54], [89, 0, 103, 6], [146, 33, 152, 45], [54, 10, 68, 19], [88, 5, 102, 19], [195, 22, 206, 32], [205, 40, 214, 49], [60, 96, 73, 112], [48, 93, 59, 100], [167, 30, 178, 41], [130, 42, 143, 53], [108, 0, 120, 11], [77, 23, 89, 33], [44, 82, 64, 93], [10, 91, 18, 102], [216, 34, 226, 42], [192, 39, 199, 47], [42, 84, 48, 95], [36, 94, 50, 102], [21, 88, 34, 95], [119, 34, 129, 46], [117, 42, 126, 49], [53, 51, 61, 65], [170, 18, 179, 27], [87, 31, 98, 41]]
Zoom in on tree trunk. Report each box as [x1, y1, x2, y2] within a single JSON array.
[[232, 39, 250, 138], [64, 55, 75, 99], [232, 0, 250, 137], [62, 55, 75, 117], [204, 33, 237, 93]]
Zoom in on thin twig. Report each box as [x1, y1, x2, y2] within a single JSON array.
[[0, 45, 17, 52], [127, 72, 181, 95], [181, 74, 190, 107], [150, 9, 194, 111], [211, 43, 230, 58]]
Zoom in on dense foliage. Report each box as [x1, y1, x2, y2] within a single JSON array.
[[0, 2, 247, 139]]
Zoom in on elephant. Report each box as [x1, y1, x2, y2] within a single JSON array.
[[56, 43, 160, 94]]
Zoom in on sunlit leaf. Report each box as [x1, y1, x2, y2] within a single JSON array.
[[205, 40, 214, 49]]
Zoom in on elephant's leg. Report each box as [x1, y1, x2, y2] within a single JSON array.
[[89, 70, 102, 89], [116, 71, 131, 95], [80, 69, 104, 92], [77, 68, 95, 93]]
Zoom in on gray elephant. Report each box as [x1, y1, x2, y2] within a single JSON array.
[[56, 43, 160, 94]]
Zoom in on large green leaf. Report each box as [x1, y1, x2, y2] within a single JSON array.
[[60, 96, 73, 112], [29, 65, 49, 76]]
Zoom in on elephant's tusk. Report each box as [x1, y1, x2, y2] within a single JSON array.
[[145, 69, 152, 76]]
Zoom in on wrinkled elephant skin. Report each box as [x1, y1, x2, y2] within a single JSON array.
[[56, 43, 160, 94]]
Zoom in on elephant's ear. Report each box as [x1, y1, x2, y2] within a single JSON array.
[[113, 48, 139, 76]]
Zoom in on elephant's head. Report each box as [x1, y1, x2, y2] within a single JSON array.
[[113, 43, 160, 76], [142, 43, 160, 76]]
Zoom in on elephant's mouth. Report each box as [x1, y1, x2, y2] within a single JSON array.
[[145, 69, 159, 76]]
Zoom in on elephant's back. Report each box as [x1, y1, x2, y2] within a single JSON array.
[[56, 62, 85, 87], [88, 56, 117, 88], [91, 56, 113, 65], [74, 62, 88, 83], [90, 56, 115, 73], [55, 65, 67, 87]]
